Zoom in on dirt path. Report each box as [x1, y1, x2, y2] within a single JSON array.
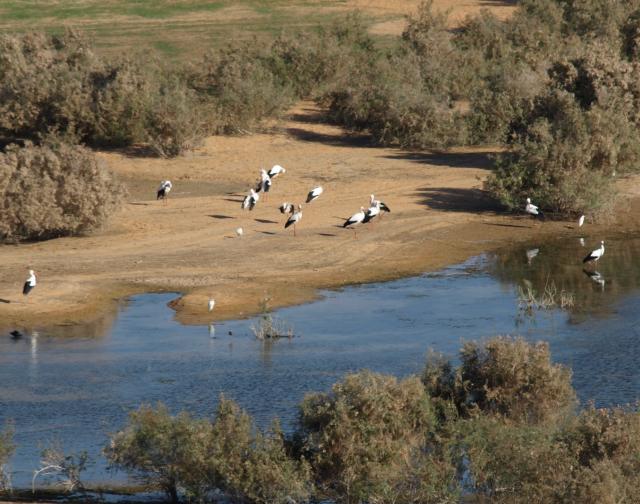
[[0, 102, 636, 331]]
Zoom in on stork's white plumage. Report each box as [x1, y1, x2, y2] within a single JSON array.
[[279, 202, 294, 215], [208, 298, 215, 312], [579, 237, 585, 247], [526, 248, 539, 264], [583, 240, 605, 264], [363, 201, 381, 224], [285, 204, 303, 236], [242, 188, 259, 211], [578, 215, 585, 227], [268, 164, 286, 178], [525, 197, 544, 221], [370, 194, 390, 214], [259, 169, 272, 194], [306, 186, 323, 203], [343, 207, 366, 238], [157, 180, 172, 203], [23, 269, 36, 296], [236, 227, 244, 237]]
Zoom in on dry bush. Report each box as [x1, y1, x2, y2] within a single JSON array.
[[32, 443, 89, 493], [424, 336, 576, 425], [0, 142, 124, 242], [297, 371, 458, 504], [0, 427, 14, 493], [106, 399, 311, 504]]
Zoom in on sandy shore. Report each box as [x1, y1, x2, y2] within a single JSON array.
[[1, 102, 638, 332]]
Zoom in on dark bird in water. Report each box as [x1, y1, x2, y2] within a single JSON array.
[[525, 197, 544, 221], [285, 204, 303, 236], [156, 180, 172, 203], [23, 269, 36, 296], [10, 330, 22, 340], [306, 186, 323, 203], [583, 240, 605, 264]]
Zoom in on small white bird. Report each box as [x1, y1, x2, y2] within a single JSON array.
[[268, 164, 286, 178], [579, 237, 585, 247], [525, 248, 539, 265], [306, 186, 323, 203], [285, 204, 303, 236], [157, 180, 172, 203], [257, 169, 272, 195], [343, 207, 366, 238], [242, 188, 259, 211], [23, 269, 36, 296], [578, 215, 585, 227], [279, 202, 294, 215], [235, 227, 244, 237], [208, 298, 215, 312], [525, 197, 544, 221], [583, 240, 605, 264]]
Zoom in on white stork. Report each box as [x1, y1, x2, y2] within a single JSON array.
[[242, 188, 259, 211], [268, 164, 286, 178], [208, 298, 215, 312], [279, 202, 294, 215], [306, 186, 323, 203], [370, 194, 390, 214], [23, 269, 36, 297], [578, 215, 585, 227], [258, 169, 272, 197], [235, 227, 244, 238], [343, 207, 366, 239], [525, 198, 544, 221], [583, 240, 605, 264], [157, 180, 172, 204], [285, 204, 303, 236], [363, 200, 381, 224], [526, 248, 539, 265]]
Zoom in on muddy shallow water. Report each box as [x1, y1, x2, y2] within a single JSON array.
[[2, 233, 640, 487]]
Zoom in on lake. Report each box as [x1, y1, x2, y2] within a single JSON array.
[[2, 232, 640, 488]]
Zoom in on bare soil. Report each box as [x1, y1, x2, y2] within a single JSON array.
[[2, 101, 637, 331]]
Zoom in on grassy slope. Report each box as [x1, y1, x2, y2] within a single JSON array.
[[0, 0, 393, 59]]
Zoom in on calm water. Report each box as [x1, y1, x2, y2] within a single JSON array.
[[2, 233, 640, 487]]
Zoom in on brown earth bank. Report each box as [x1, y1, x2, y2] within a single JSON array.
[[1, 102, 639, 332]]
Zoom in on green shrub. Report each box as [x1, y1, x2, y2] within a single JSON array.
[[0, 142, 124, 242], [298, 371, 458, 504]]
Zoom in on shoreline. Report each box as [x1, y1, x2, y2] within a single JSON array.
[[2, 104, 639, 333]]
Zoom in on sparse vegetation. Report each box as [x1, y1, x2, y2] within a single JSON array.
[[250, 297, 295, 340], [517, 279, 575, 317], [0, 142, 124, 242], [32, 443, 89, 494], [0, 427, 14, 492]]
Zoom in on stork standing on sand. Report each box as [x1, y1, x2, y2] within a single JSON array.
[[157, 180, 172, 204], [279, 202, 295, 222], [578, 215, 585, 227], [268, 164, 286, 178], [23, 270, 36, 297], [343, 207, 366, 239], [370, 194, 390, 215], [525, 198, 544, 221], [258, 169, 272, 198], [363, 200, 381, 225], [242, 188, 259, 211], [208, 298, 215, 312], [306, 187, 323, 203], [285, 204, 303, 236], [583, 240, 605, 265]]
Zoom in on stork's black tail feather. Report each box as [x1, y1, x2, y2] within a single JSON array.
[[583, 254, 593, 264], [380, 203, 390, 212], [157, 189, 165, 200]]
